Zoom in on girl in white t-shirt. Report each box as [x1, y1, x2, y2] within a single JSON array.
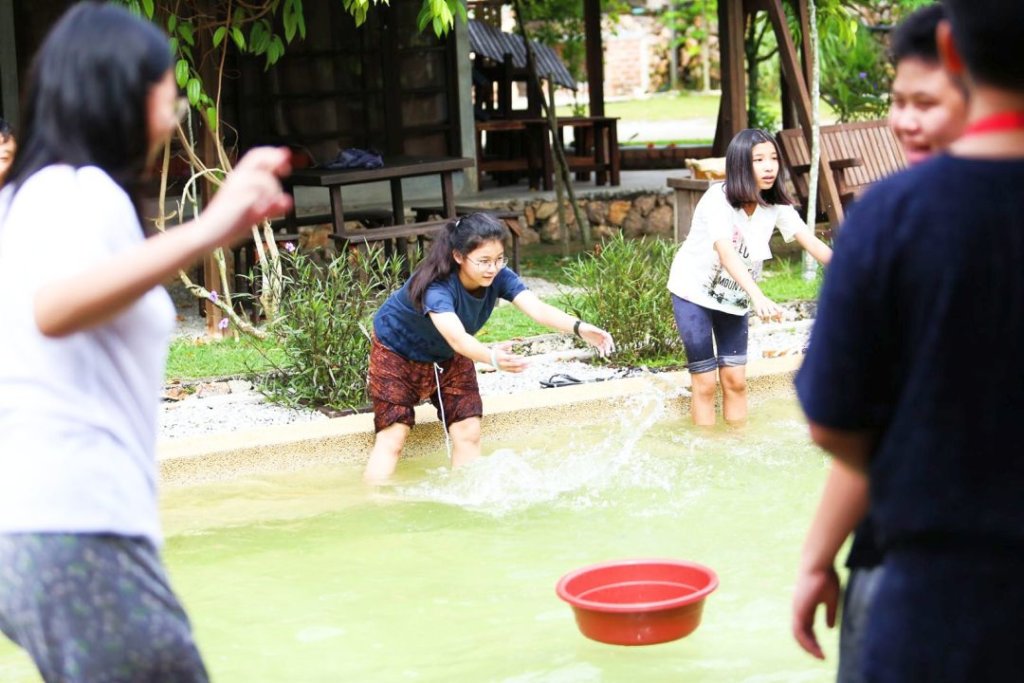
[[0, 5, 292, 681], [667, 129, 832, 425]]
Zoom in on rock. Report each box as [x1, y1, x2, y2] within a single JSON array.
[[227, 379, 254, 393], [163, 386, 191, 401], [592, 223, 618, 241], [607, 200, 632, 227], [622, 209, 646, 238], [524, 203, 536, 227], [540, 215, 579, 243], [586, 200, 609, 225], [513, 225, 541, 246], [634, 195, 657, 217], [647, 205, 674, 237], [535, 201, 559, 221], [195, 382, 231, 399]]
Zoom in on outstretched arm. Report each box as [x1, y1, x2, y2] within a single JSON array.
[[428, 311, 529, 372], [794, 230, 833, 266], [34, 147, 292, 337], [714, 239, 781, 321], [511, 290, 615, 356], [792, 460, 869, 659]]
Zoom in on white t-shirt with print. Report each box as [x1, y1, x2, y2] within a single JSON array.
[[667, 182, 807, 316], [0, 166, 176, 546]]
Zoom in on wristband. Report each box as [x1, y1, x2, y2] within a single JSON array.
[[573, 319, 583, 338], [490, 347, 501, 371]]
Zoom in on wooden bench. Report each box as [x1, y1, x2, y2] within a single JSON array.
[[777, 119, 907, 222], [411, 204, 524, 273]]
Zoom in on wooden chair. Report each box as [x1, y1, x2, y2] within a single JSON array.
[[777, 119, 907, 221]]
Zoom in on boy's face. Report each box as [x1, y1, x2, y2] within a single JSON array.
[[0, 136, 15, 183], [889, 57, 968, 165]]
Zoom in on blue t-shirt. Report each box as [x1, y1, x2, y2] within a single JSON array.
[[796, 155, 1024, 553], [373, 268, 528, 363]]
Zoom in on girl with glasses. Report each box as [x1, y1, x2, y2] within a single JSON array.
[[365, 212, 615, 480]]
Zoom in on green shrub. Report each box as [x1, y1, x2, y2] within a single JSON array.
[[259, 247, 404, 411], [821, 23, 892, 122], [560, 233, 682, 366]]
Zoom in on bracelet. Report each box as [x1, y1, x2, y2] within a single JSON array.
[[490, 346, 501, 371], [573, 319, 583, 338]]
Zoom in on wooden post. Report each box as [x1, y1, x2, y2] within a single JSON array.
[[764, 0, 844, 228], [513, 0, 591, 246], [713, 0, 748, 155], [0, 0, 18, 127], [583, 0, 604, 117]]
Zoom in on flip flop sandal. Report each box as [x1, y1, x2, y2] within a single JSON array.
[[539, 373, 583, 389]]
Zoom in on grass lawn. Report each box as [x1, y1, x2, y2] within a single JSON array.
[[166, 336, 283, 381], [557, 92, 723, 121], [760, 258, 824, 301]]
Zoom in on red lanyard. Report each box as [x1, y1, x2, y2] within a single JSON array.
[[963, 112, 1024, 137]]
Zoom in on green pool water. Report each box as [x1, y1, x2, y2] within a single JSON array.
[[0, 386, 840, 682]]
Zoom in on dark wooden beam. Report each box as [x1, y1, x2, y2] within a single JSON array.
[[713, 0, 748, 155], [584, 0, 604, 117], [765, 0, 844, 227], [0, 0, 18, 127]]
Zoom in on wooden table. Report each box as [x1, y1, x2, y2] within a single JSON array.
[[475, 117, 620, 191], [283, 155, 476, 246], [536, 116, 621, 190]]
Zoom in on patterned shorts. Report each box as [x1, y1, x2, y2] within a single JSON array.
[[368, 335, 483, 432], [0, 533, 208, 683]]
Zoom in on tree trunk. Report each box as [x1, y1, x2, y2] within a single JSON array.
[[803, 0, 821, 281]]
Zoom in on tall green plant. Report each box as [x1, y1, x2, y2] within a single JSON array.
[[560, 234, 681, 366], [260, 247, 404, 412], [116, 0, 467, 334]]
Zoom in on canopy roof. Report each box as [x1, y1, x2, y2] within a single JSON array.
[[468, 19, 577, 90]]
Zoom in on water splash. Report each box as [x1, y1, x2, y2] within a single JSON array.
[[395, 377, 698, 516]]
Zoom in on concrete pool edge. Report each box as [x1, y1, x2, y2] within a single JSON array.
[[157, 355, 803, 486]]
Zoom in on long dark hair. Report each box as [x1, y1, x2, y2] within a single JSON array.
[[408, 213, 508, 310], [6, 2, 172, 212], [724, 128, 793, 208]]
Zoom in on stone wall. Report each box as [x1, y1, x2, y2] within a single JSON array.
[[473, 191, 676, 246]]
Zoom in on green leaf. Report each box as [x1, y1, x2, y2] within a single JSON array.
[[167, 15, 178, 33], [205, 106, 219, 133], [186, 77, 202, 106], [178, 22, 195, 46], [417, 4, 431, 32], [283, 9, 297, 43], [296, 8, 307, 40], [213, 26, 227, 48], [231, 27, 246, 50], [174, 59, 190, 88], [250, 21, 269, 53], [141, 0, 154, 19]]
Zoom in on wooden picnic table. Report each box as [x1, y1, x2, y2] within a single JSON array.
[[474, 116, 620, 190], [282, 155, 476, 245]]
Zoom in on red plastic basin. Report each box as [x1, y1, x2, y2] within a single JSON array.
[[556, 558, 719, 646]]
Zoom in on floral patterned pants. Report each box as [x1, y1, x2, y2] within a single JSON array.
[[0, 533, 208, 683]]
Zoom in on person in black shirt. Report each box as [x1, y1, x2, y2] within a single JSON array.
[[790, 7, 968, 682], [795, 1, 1024, 680]]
